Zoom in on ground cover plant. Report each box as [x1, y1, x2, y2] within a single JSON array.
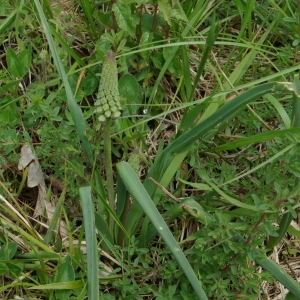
[[1, 0, 300, 299]]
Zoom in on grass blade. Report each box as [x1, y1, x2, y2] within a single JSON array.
[[264, 94, 291, 128], [117, 162, 208, 300], [210, 128, 300, 151], [79, 187, 99, 300], [253, 248, 300, 298], [78, 0, 97, 40], [0, 9, 16, 35]]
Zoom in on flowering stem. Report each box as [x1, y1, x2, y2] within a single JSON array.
[[104, 118, 115, 232]]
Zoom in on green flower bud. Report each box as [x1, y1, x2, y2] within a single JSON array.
[[105, 110, 111, 118], [94, 52, 122, 123], [103, 103, 110, 111], [98, 115, 106, 123], [110, 105, 117, 112], [112, 111, 121, 118]]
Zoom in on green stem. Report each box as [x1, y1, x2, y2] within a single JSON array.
[[104, 118, 115, 232]]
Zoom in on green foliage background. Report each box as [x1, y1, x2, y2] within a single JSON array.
[[1, 0, 300, 299]]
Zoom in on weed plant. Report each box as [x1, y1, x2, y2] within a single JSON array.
[[1, 0, 300, 299]]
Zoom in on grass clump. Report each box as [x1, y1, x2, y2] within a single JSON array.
[[1, 0, 300, 299]]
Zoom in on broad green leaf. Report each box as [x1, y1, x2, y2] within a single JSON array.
[[119, 74, 140, 114], [170, 9, 188, 23], [151, 52, 164, 70], [0, 242, 17, 260], [117, 162, 208, 300], [141, 14, 153, 32], [288, 226, 300, 238], [0, 95, 19, 127], [285, 292, 299, 299], [6, 47, 21, 78], [0, 263, 6, 276], [55, 255, 75, 300], [112, 1, 137, 37], [82, 72, 98, 96], [0, 79, 21, 94], [6, 262, 22, 279], [19, 47, 32, 77], [163, 46, 180, 76], [157, 0, 172, 25], [119, 74, 139, 101], [283, 17, 298, 23], [95, 212, 114, 245], [6, 47, 31, 78], [139, 32, 153, 62]]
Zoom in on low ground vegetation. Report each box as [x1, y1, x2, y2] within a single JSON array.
[[1, 0, 300, 299]]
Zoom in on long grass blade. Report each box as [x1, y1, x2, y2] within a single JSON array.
[[253, 248, 300, 297], [117, 162, 208, 300], [79, 186, 99, 300], [210, 128, 300, 151]]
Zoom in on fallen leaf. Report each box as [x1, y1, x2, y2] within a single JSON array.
[[18, 143, 68, 238]]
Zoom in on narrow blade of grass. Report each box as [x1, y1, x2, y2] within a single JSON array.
[[79, 186, 99, 300], [209, 128, 300, 151], [196, 168, 260, 211], [218, 143, 296, 187], [78, 0, 97, 39], [264, 94, 291, 128], [117, 162, 208, 300], [44, 189, 66, 244], [0, 9, 16, 35], [253, 248, 300, 298], [29, 280, 84, 290]]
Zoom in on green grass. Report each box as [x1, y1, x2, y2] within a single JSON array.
[[1, 0, 300, 299]]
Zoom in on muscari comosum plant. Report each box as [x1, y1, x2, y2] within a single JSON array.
[[92, 52, 209, 299], [94, 52, 122, 233]]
